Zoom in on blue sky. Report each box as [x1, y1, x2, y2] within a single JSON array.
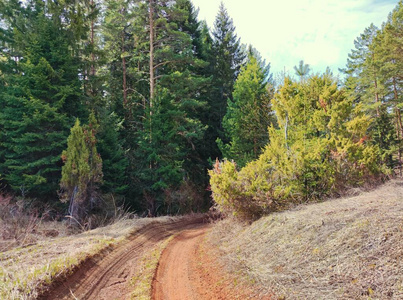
[[192, 0, 399, 78]]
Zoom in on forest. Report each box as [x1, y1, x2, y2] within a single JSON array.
[[0, 0, 402, 222]]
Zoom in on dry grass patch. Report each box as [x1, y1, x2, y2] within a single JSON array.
[[130, 235, 176, 300], [0, 215, 181, 299], [209, 180, 403, 299]]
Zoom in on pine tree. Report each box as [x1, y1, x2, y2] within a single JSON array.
[[136, 0, 208, 214], [101, 0, 210, 213], [343, 24, 383, 117], [294, 60, 311, 81], [102, 0, 136, 118], [343, 15, 402, 169], [49, 0, 103, 108], [375, 2, 403, 171]]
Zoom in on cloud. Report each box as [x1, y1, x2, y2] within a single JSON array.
[[192, 0, 399, 76]]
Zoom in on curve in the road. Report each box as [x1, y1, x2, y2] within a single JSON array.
[[40, 216, 207, 300]]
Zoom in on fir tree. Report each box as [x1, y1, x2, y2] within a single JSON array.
[[97, 110, 129, 195], [209, 2, 245, 159], [0, 1, 84, 199], [218, 52, 274, 167]]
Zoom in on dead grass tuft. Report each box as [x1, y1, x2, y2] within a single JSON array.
[[0, 197, 71, 253], [209, 179, 403, 299]]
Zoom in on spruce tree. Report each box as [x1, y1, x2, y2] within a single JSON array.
[[0, 1, 84, 199], [97, 111, 129, 195], [218, 52, 274, 167], [209, 2, 245, 159]]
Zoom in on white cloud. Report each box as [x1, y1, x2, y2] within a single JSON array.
[[192, 0, 399, 77]]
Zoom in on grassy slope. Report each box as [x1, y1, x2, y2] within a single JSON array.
[[0, 216, 181, 299], [209, 180, 403, 299]]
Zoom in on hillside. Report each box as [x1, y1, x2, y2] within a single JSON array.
[[209, 180, 403, 299]]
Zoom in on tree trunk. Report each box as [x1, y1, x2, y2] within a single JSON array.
[[90, 0, 95, 77], [122, 29, 128, 111], [393, 77, 402, 176], [149, 0, 155, 107], [374, 77, 380, 117], [372, 55, 380, 118], [148, 0, 155, 169]]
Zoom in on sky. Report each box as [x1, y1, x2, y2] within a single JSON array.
[[191, 0, 399, 78]]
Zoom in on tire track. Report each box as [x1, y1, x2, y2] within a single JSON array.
[[40, 216, 207, 300], [151, 222, 268, 300], [152, 226, 209, 300]]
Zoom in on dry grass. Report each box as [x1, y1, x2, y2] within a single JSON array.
[[0, 215, 181, 300], [0, 218, 71, 253], [0, 196, 71, 253], [209, 180, 403, 299], [130, 235, 176, 300]]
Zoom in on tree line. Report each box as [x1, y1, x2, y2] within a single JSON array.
[[0, 0, 402, 221], [210, 1, 403, 219], [0, 0, 246, 220]]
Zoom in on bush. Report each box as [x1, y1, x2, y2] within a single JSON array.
[[209, 74, 388, 220]]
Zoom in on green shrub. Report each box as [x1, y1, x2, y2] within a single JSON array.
[[209, 74, 388, 220]]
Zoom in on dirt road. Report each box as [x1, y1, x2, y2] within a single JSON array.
[[40, 217, 207, 300], [152, 226, 209, 300], [151, 225, 266, 300], [41, 215, 262, 300]]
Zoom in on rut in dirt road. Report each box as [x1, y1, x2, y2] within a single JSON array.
[[152, 227, 210, 300], [40, 217, 207, 300], [151, 224, 268, 300]]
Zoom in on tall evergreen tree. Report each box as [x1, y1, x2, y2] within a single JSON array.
[[104, 0, 210, 213], [49, 0, 103, 108], [343, 21, 399, 169], [218, 52, 274, 167], [375, 2, 403, 170], [97, 111, 129, 195], [294, 60, 311, 81], [343, 24, 383, 117], [208, 2, 245, 159], [0, 0, 84, 199]]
